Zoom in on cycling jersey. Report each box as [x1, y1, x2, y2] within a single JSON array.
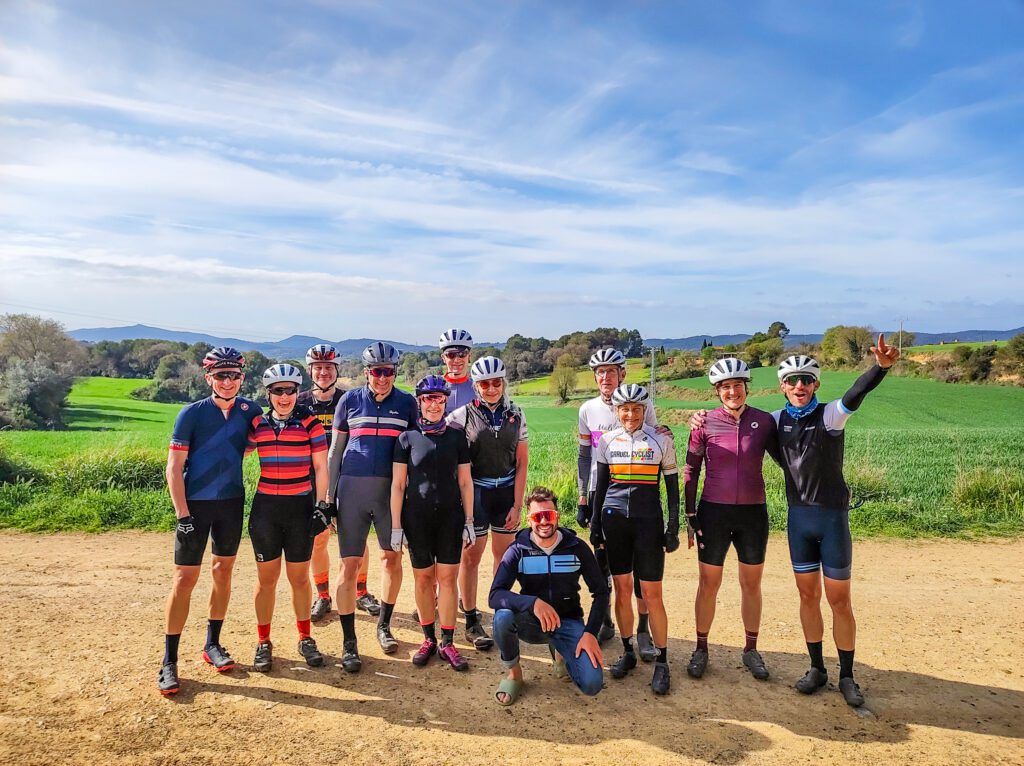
[[593, 425, 677, 518], [683, 406, 778, 513], [447, 400, 528, 488], [247, 411, 327, 495], [577, 395, 657, 495], [771, 400, 852, 509], [296, 389, 344, 445], [393, 426, 471, 517], [333, 385, 418, 478], [169, 396, 261, 501], [443, 373, 476, 415]]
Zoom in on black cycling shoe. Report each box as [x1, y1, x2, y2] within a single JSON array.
[[202, 643, 236, 672], [341, 639, 362, 673], [376, 624, 398, 654], [636, 631, 658, 663], [298, 637, 325, 667], [253, 640, 273, 673], [742, 649, 770, 681], [157, 662, 180, 696], [597, 616, 616, 644], [839, 677, 865, 707], [610, 651, 638, 679], [795, 666, 828, 694], [651, 661, 671, 695], [311, 596, 332, 621], [464, 612, 494, 651], [686, 648, 709, 678], [356, 592, 381, 617]]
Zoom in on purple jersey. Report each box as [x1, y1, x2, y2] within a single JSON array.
[[683, 406, 777, 513]]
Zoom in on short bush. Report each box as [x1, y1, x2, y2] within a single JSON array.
[[47, 449, 165, 492]]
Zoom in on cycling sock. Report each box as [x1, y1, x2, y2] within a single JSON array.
[[314, 572, 330, 598], [340, 612, 356, 642], [257, 623, 271, 643], [838, 649, 855, 679], [657, 647, 668, 663], [440, 626, 455, 647], [356, 576, 368, 598], [297, 619, 311, 640], [206, 619, 223, 649], [163, 634, 181, 665], [696, 630, 709, 651], [807, 641, 826, 672], [637, 614, 650, 634], [464, 608, 481, 627], [378, 601, 395, 627], [421, 622, 436, 642], [744, 630, 758, 652], [621, 636, 634, 653]]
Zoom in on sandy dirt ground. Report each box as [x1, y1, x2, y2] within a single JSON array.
[[0, 532, 1021, 766]]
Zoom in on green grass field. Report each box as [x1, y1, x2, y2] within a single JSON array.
[[905, 341, 1008, 354], [1, 376, 1022, 537]]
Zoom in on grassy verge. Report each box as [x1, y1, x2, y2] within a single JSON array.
[[1, 377, 1022, 538]]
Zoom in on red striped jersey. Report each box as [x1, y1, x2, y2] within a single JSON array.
[[595, 424, 677, 517], [247, 412, 327, 495], [332, 385, 418, 478]]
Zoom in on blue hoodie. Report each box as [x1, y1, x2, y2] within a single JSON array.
[[489, 527, 610, 636]]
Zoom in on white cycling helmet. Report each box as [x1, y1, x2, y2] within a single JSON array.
[[439, 328, 474, 352], [708, 357, 751, 385], [305, 344, 341, 367], [470, 355, 505, 382], [589, 348, 627, 369], [362, 341, 401, 367], [610, 383, 649, 405], [777, 355, 821, 381], [262, 363, 303, 388]]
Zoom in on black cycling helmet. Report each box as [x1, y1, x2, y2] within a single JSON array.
[[202, 347, 245, 371]]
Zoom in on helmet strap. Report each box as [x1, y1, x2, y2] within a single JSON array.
[[212, 393, 237, 404]]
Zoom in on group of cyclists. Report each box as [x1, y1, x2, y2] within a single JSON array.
[[158, 326, 901, 709]]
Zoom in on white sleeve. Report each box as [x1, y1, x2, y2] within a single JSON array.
[[595, 434, 609, 464], [659, 433, 678, 475], [578, 405, 591, 445], [823, 400, 853, 432], [446, 406, 467, 429]]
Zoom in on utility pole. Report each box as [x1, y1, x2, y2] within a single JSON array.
[[650, 347, 656, 406], [895, 316, 908, 354]]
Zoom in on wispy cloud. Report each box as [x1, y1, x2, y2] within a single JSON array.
[[2, 0, 1022, 339]]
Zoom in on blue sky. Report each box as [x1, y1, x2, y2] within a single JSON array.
[[2, 1, 1022, 342]]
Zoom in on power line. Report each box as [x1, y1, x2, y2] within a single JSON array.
[[0, 300, 283, 342]]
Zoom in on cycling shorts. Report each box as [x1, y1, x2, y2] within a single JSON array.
[[601, 510, 665, 582], [787, 505, 852, 580], [588, 492, 642, 598], [402, 508, 464, 569], [248, 493, 314, 563], [174, 497, 244, 566], [472, 484, 518, 537], [336, 476, 392, 558], [696, 500, 769, 567]]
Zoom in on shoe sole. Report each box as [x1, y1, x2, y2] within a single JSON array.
[[202, 651, 236, 673], [159, 687, 179, 696], [379, 642, 398, 655], [303, 656, 325, 668], [639, 650, 658, 664], [342, 662, 362, 673], [796, 680, 827, 694], [470, 638, 494, 651], [253, 663, 271, 673]]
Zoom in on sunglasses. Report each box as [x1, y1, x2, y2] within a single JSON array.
[[528, 509, 558, 525], [477, 379, 504, 389], [443, 349, 470, 359], [268, 385, 299, 396], [367, 367, 397, 379], [784, 374, 817, 386], [211, 371, 243, 381], [419, 393, 446, 403]]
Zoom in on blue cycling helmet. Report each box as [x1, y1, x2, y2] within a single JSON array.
[[361, 341, 401, 366], [415, 374, 451, 397]]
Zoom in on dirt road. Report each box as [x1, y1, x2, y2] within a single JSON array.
[[0, 533, 1021, 765]]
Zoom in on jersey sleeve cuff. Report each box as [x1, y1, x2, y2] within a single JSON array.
[[836, 399, 853, 416]]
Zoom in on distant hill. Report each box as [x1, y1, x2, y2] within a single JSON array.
[[68, 324, 508, 359], [648, 327, 1023, 352], [69, 323, 1023, 358]]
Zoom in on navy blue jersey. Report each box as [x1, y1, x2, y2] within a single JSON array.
[[333, 386, 418, 478], [170, 396, 262, 501]]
